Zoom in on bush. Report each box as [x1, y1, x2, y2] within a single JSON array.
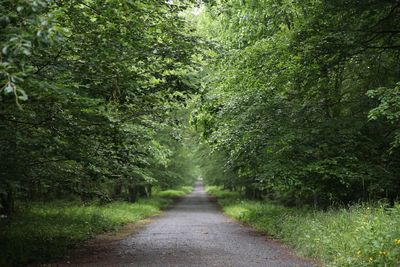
[[154, 186, 193, 198], [206, 186, 241, 199]]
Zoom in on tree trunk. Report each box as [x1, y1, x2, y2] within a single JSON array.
[[244, 186, 253, 199], [0, 183, 15, 215], [128, 185, 137, 203], [114, 183, 122, 198], [146, 185, 152, 197], [313, 191, 319, 209], [137, 185, 147, 198]]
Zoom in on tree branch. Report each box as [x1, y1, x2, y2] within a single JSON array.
[[34, 47, 64, 74], [28, 158, 72, 166]]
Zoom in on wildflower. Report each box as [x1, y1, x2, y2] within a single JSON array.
[[379, 251, 388, 256], [395, 239, 400, 245], [356, 250, 361, 256], [368, 257, 373, 263]]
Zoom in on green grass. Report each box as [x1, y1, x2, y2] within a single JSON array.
[[0, 187, 192, 267], [154, 186, 193, 198], [206, 185, 241, 199], [206, 186, 400, 267]]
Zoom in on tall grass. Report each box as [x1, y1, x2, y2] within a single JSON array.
[[154, 186, 193, 198], [206, 186, 400, 267], [0, 187, 192, 267]]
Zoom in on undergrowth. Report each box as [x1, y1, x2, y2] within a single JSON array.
[[206, 186, 400, 267], [154, 186, 193, 198], [0, 187, 192, 267]]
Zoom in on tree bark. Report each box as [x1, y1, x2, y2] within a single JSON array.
[[0, 183, 15, 215]]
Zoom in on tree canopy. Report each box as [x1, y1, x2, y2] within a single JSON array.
[[0, 0, 198, 214], [192, 0, 400, 207], [1, 0, 400, 214]]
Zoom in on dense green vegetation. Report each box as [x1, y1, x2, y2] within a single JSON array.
[[2, 0, 400, 266], [208, 186, 400, 267], [0, 0, 198, 214], [155, 185, 193, 198], [0, 187, 191, 266], [192, 1, 400, 265], [1, 1, 197, 265], [192, 0, 400, 207]]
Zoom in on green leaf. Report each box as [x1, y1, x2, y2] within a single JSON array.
[[3, 84, 14, 94], [17, 89, 28, 101]]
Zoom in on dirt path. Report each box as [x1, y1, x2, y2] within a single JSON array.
[[54, 182, 315, 266]]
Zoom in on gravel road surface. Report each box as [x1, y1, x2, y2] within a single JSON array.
[[55, 182, 315, 267]]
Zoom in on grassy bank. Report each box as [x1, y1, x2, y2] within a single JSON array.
[[154, 186, 193, 198], [0, 186, 192, 267], [207, 186, 400, 267]]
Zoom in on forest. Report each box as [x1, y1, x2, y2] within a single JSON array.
[[1, 0, 199, 215], [194, 0, 400, 207], [1, 0, 400, 266]]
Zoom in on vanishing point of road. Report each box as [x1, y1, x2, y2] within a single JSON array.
[[55, 182, 315, 267]]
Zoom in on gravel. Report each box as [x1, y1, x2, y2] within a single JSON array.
[[53, 182, 316, 267]]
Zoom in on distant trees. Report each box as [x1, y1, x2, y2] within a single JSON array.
[[193, 0, 400, 207], [0, 0, 198, 214]]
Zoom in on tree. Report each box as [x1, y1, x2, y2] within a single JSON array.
[[192, 0, 400, 206], [0, 0, 199, 214]]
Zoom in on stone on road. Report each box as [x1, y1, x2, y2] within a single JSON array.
[[57, 182, 315, 267]]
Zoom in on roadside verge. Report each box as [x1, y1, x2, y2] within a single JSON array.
[[206, 186, 400, 267], [0, 186, 193, 267]]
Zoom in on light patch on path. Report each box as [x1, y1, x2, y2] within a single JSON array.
[[53, 182, 316, 267]]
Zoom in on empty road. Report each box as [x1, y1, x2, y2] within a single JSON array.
[[55, 182, 315, 267]]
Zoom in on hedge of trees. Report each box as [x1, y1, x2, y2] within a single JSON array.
[[0, 0, 198, 215], [2, 0, 399, 214], [192, 0, 400, 207]]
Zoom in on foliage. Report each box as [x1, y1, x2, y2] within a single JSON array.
[[206, 185, 241, 199], [208, 187, 400, 267], [193, 0, 400, 206], [0, 1, 199, 264], [2, 0, 400, 264], [0, 0, 199, 215], [154, 186, 193, 198]]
